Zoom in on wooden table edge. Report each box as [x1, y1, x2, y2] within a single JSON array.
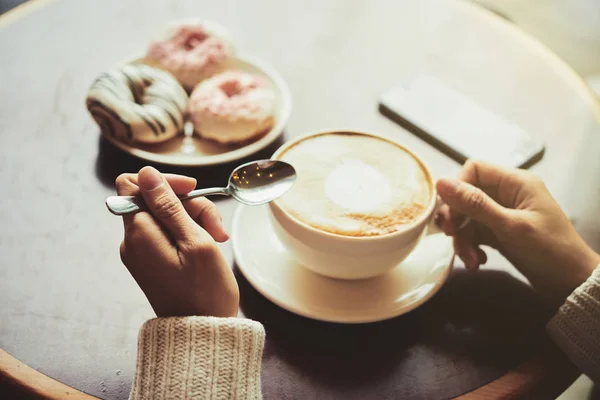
[[0, 349, 99, 399], [2, 340, 579, 400], [0, 0, 595, 399], [454, 339, 580, 399], [0, 0, 55, 28]]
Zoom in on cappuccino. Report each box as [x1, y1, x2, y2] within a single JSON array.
[[276, 132, 432, 237]]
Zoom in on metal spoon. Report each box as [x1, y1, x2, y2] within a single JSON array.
[[105, 160, 296, 216]]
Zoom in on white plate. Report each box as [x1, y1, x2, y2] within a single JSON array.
[[232, 204, 455, 323], [101, 55, 292, 166]]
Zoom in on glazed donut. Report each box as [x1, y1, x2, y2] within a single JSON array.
[[188, 71, 276, 144], [146, 19, 236, 90], [86, 64, 188, 144]]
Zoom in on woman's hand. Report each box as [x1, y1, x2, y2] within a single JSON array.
[[116, 166, 239, 318], [436, 160, 600, 308]]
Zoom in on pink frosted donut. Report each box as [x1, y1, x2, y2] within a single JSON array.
[[146, 19, 235, 90], [188, 71, 276, 144]]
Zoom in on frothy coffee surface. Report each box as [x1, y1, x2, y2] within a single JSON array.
[[276, 133, 431, 236]]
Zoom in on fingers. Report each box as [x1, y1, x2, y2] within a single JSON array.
[[116, 171, 227, 242], [159, 174, 197, 194], [116, 173, 196, 196], [435, 159, 512, 272], [437, 160, 506, 233], [477, 247, 488, 264], [436, 178, 507, 229], [453, 223, 480, 271], [115, 172, 197, 241], [137, 166, 202, 244], [115, 173, 161, 244], [458, 160, 509, 197], [183, 198, 229, 243], [436, 203, 459, 236], [458, 159, 538, 209]]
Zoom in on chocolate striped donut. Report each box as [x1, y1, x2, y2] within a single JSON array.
[[86, 64, 188, 144]]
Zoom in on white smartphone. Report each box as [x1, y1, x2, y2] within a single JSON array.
[[379, 76, 545, 168]]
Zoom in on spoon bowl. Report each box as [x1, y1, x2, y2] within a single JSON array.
[[229, 160, 297, 205]]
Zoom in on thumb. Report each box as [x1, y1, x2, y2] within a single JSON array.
[[138, 166, 198, 243], [436, 178, 507, 229]]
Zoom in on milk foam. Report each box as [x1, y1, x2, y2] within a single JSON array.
[[277, 133, 431, 236]]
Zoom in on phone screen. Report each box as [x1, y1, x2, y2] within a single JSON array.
[[379, 76, 544, 168]]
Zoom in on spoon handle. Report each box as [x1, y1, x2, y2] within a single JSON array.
[[105, 187, 228, 216]]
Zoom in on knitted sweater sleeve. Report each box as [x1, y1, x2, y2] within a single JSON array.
[[547, 265, 600, 383], [129, 316, 265, 400]]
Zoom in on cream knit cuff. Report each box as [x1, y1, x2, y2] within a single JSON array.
[[130, 317, 265, 400], [547, 265, 600, 383]]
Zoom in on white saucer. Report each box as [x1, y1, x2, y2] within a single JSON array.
[[232, 205, 455, 323]]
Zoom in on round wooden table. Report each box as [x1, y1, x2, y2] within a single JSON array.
[[1, 0, 599, 398]]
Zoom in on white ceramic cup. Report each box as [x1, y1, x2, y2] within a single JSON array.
[[268, 130, 440, 280]]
